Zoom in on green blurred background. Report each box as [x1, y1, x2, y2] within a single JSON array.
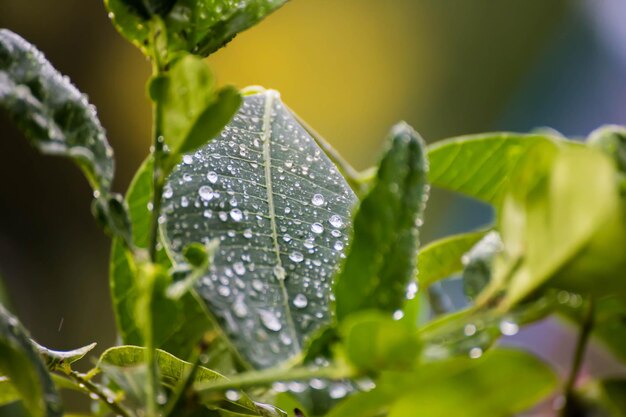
[[1, 0, 626, 410]]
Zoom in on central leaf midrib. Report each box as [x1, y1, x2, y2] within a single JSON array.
[[261, 91, 300, 352]]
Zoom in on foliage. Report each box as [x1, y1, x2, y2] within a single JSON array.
[[1, 2, 626, 417]]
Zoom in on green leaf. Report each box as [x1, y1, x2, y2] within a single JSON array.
[[492, 145, 624, 307], [99, 346, 258, 414], [0, 29, 114, 191], [105, 0, 288, 60], [334, 122, 428, 321], [149, 55, 242, 172], [327, 349, 557, 417], [338, 312, 420, 374], [0, 377, 20, 408], [32, 341, 97, 372], [588, 124, 626, 174], [462, 231, 502, 300], [109, 158, 214, 361], [584, 379, 626, 417], [0, 304, 62, 417], [427, 133, 567, 205], [161, 89, 357, 369], [417, 230, 487, 288]]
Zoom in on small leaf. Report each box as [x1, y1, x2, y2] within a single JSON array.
[[149, 55, 242, 172], [105, 0, 288, 60], [162, 90, 357, 369], [462, 231, 502, 300], [338, 312, 420, 374], [428, 133, 567, 205], [334, 122, 428, 321], [99, 346, 258, 414], [0, 29, 114, 191], [0, 304, 62, 417], [109, 158, 214, 361], [32, 341, 97, 372], [417, 230, 488, 288], [327, 349, 557, 417]]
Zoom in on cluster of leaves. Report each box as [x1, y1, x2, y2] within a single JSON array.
[[1, 1, 626, 416]]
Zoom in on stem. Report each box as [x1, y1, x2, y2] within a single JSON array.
[[560, 298, 595, 417], [195, 365, 352, 397], [68, 370, 134, 417]]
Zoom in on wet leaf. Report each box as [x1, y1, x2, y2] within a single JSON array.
[[462, 231, 502, 300], [32, 341, 97, 372], [105, 0, 288, 60], [327, 349, 557, 417], [109, 159, 214, 361], [334, 122, 428, 321], [428, 133, 566, 205], [0, 29, 114, 191], [417, 230, 487, 288], [0, 304, 62, 417], [162, 89, 357, 369]]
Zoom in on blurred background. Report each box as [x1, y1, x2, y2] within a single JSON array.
[[1, 0, 626, 413]]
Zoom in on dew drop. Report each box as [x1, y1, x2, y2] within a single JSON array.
[[293, 293, 308, 309], [252, 279, 264, 291], [259, 310, 282, 332], [311, 193, 325, 206], [333, 241, 344, 251], [207, 171, 218, 183], [230, 208, 243, 222], [243, 229, 253, 238], [233, 298, 248, 318], [464, 324, 477, 336], [233, 262, 246, 276], [225, 390, 241, 401], [499, 320, 519, 336], [329, 384, 348, 399], [199, 185, 214, 201], [218, 286, 231, 297], [273, 265, 286, 281], [329, 215, 343, 228], [163, 186, 173, 199], [289, 251, 304, 263], [311, 222, 324, 234], [469, 347, 483, 359], [183, 155, 193, 164]]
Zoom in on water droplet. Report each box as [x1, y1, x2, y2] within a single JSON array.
[[199, 185, 213, 201], [183, 155, 193, 164], [312, 194, 325, 206], [163, 186, 173, 199], [243, 229, 253, 238], [311, 222, 324, 234], [233, 262, 245, 276], [499, 320, 519, 336], [225, 390, 240, 401], [273, 265, 286, 280], [329, 384, 348, 399], [464, 324, 477, 336], [282, 234, 292, 242], [304, 239, 315, 249], [329, 215, 343, 228], [393, 310, 404, 320], [469, 347, 483, 359], [293, 293, 308, 309], [289, 251, 304, 263], [181, 196, 189, 207], [333, 241, 344, 251], [252, 279, 264, 291], [218, 286, 231, 297], [230, 208, 243, 221], [406, 281, 418, 299], [259, 310, 282, 331], [207, 171, 218, 183], [310, 378, 327, 390]]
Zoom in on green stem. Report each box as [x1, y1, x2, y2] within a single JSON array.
[[195, 364, 352, 398], [560, 298, 594, 417], [67, 370, 134, 417]]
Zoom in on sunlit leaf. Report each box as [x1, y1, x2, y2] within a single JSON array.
[[105, 0, 288, 60], [0, 377, 20, 408], [0, 305, 62, 417], [428, 133, 567, 205], [32, 341, 97, 372], [162, 89, 357, 369], [334, 122, 428, 321], [327, 349, 557, 417], [0, 29, 114, 191], [417, 230, 487, 288]]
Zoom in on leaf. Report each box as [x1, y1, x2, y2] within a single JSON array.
[[338, 312, 420, 374], [327, 349, 557, 417], [105, 0, 288, 60], [109, 158, 214, 361], [462, 231, 502, 299], [0, 29, 114, 191], [0, 304, 62, 417], [588, 124, 626, 174], [149, 55, 242, 172], [492, 145, 624, 307], [334, 122, 428, 321], [99, 346, 258, 414], [427, 132, 568, 205], [32, 341, 97, 372], [417, 230, 487, 288], [0, 377, 20, 407], [161, 89, 357, 369]]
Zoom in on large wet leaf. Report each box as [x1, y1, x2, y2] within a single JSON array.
[[105, 0, 288, 60], [109, 159, 213, 361], [0, 29, 114, 191], [0, 305, 62, 417], [427, 133, 568, 205], [161, 90, 357, 369], [334, 123, 428, 321]]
